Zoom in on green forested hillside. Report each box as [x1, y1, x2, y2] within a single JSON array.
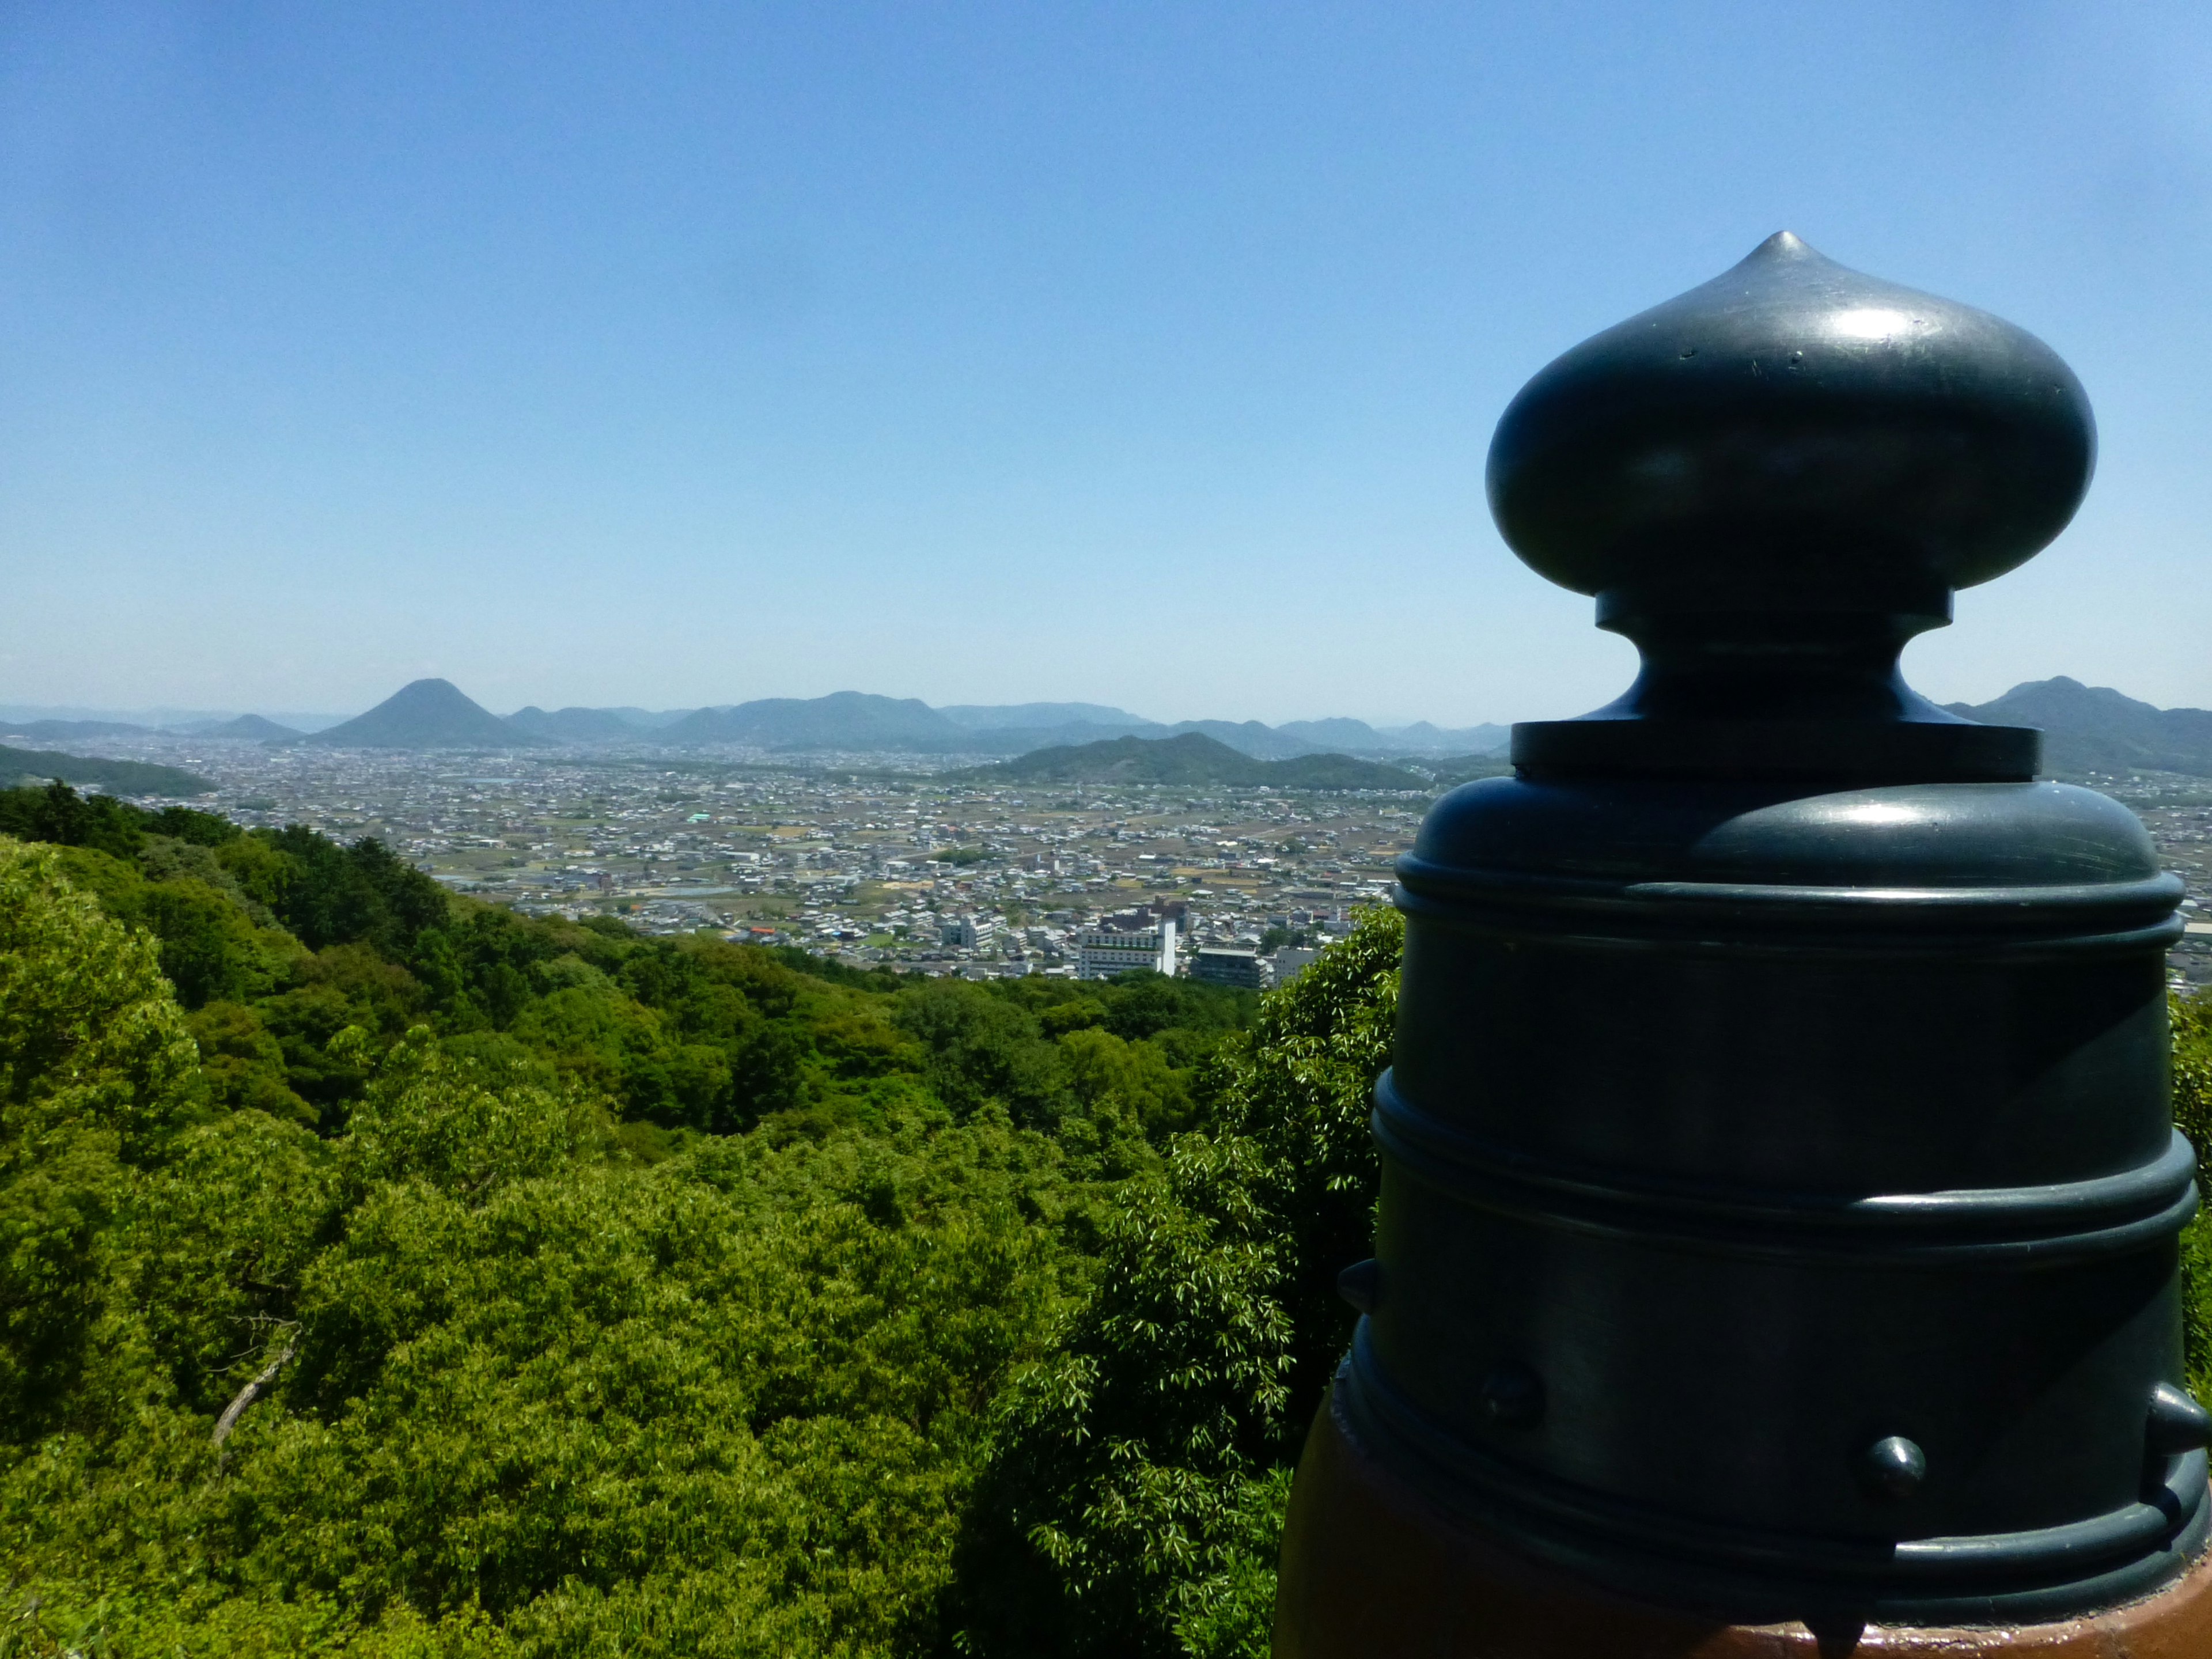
[[978, 732, 1421, 790], [0, 743, 211, 796], [0, 782, 1399, 1657], [3, 779, 2208, 1657]]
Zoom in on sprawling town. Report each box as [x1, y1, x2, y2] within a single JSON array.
[[17, 731, 1438, 988], [2126, 773, 2212, 992], [12, 724, 2212, 994]]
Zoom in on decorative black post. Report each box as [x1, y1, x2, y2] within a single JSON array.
[[1274, 233, 2212, 1655]]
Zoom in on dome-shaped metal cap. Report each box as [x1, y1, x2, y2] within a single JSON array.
[[1486, 232, 2094, 610]]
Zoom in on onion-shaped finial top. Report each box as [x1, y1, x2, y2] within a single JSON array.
[[1486, 232, 2094, 615]]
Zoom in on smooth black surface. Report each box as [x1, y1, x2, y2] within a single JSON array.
[[1863, 1438, 1930, 1504], [1357, 234, 2200, 1624]]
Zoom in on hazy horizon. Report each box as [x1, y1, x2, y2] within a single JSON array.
[[0, 680, 1513, 733], [6, 4, 2209, 724], [8, 667, 2195, 744]]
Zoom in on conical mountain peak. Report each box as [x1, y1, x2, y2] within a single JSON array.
[[306, 677, 546, 748]]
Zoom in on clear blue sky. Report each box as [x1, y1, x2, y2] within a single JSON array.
[[3, 2, 2207, 725]]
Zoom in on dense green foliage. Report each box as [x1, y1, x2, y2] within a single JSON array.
[[6, 778, 2209, 1655], [2173, 988, 2212, 1398], [0, 785, 1399, 1656]]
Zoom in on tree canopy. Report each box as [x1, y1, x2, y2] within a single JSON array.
[[1, 779, 2205, 1657], [0, 785, 1402, 1657]]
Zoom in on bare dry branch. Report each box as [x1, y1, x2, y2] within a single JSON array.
[[210, 1342, 295, 1469]]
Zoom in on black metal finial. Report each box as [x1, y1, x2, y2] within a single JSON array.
[[1486, 233, 2097, 781], [1488, 230, 2093, 609], [1285, 230, 2202, 1646]]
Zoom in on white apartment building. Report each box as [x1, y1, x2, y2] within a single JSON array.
[[1077, 913, 1178, 980]]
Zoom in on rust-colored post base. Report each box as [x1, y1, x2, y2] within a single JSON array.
[[1273, 1394, 2212, 1658]]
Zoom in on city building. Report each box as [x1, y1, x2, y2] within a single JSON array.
[[1078, 908, 1179, 979], [1192, 948, 1266, 990], [1272, 945, 1321, 986]]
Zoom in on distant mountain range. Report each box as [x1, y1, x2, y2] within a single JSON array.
[[15, 675, 2208, 781], [0, 704, 344, 733], [507, 704, 691, 739], [978, 732, 1426, 790], [506, 705, 648, 743], [164, 680, 1516, 761], [936, 702, 1149, 730], [665, 692, 961, 750], [0, 712, 305, 743]]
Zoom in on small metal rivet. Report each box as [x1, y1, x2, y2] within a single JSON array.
[[1860, 1435, 1926, 1502], [1480, 1361, 1544, 1428], [1335, 1257, 1382, 1316], [2147, 1383, 2212, 1455]]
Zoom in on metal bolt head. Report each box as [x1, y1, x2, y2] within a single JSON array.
[[1480, 1361, 1544, 1429], [2147, 1382, 2212, 1455], [1860, 1435, 1927, 1502]]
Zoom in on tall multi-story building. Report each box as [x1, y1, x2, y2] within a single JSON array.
[[1077, 907, 1179, 979], [1191, 948, 1266, 990]]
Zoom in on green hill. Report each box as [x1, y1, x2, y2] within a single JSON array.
[[0, 743, 211, 796], [194, 713, 304, 741], [0, 781, 1407, 1655], [979, 730, 1424, 789], [2, 782, 2209, 1654], [1423, 751, 1516, 788], [1945, 677, 2212, 778]]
